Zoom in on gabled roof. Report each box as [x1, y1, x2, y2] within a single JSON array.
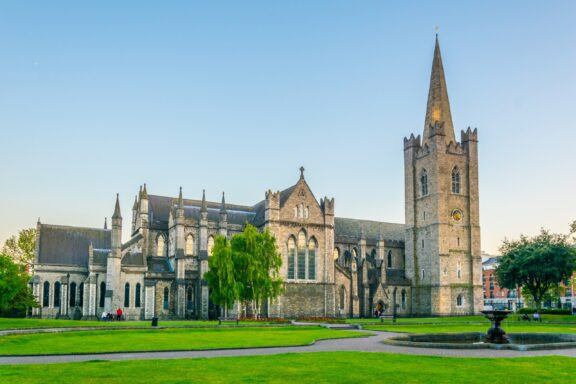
[[37, 224, 111, 267]]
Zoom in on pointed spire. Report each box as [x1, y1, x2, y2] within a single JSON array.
[[201, 189, 207, 212], [132, 195, 138, 211], [37, 217, 41, 225], [142, 183, 148, 199], [112, 193, 122, 219], [138, 185, 143, 198], [423, 35, 456, 145], [178, 186, 184, 209], [220, 192, 227, 214], [104, 217, 108, 229], [299, 166, 305, 179]]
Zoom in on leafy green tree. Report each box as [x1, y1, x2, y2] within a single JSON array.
[[204, 224, 283, 318], [496, 229, 576, 310], [205, 236, 239, 315], [2, 228, 36, 271], [232, 225, 283, 317], [0, 254, 38, 317]]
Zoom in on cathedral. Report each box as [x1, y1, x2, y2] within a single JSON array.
[[30, 37, 483, 320]]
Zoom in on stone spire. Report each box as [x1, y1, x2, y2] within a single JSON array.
[[178, 186, 184, 209], [112, 194, 122, 219], [132, 195, 138, 211], [220, 192, 227, 214], [142, 183, 148, 199], [423, 35, 456, 145], [201, 189, 207, 213], [104, 217, 108, 229]]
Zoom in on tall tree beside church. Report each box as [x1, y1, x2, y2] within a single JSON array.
[[0, 254, 38, 317], [232, 225, 283, 317], [205, 236, 239, 315], [2, 228, 36, 272], [496, 228, 576, 310], [204, 224, 283, 318]]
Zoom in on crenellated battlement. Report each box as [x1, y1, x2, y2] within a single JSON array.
[[321, 196, 335, 215], [461, 127, 478, 143], [403, 133, 421, 150]]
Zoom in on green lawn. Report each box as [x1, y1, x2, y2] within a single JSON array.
[[349, 314, 576, 324], [0, 352, 574, 383], [0, 326, 367, 355], [363, 322, 576, 333]]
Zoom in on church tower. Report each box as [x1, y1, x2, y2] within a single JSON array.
[[404, 36, 483, 316]]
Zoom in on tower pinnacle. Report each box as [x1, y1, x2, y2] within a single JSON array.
[[112, 193, 122, 219], [423, 35, 456, 145]]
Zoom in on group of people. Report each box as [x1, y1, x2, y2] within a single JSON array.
[[101, 308, 124, 321]]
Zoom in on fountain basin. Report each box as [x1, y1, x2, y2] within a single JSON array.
[[384, 333, 576, 351]]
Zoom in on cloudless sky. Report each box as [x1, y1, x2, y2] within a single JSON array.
[[1, 1, 575, 254]]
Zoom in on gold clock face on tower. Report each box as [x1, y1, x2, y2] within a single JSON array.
[[451, 209, 463, 222]]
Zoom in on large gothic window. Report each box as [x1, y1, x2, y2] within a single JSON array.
[[308, 238, 317, 280], [78, 283, 84, 307], [207, 236, 215, 256], [287, 237, 296, 280], [163, 287, 169, 310], [124, 283, 130, 308], [157, 235, 166, 257], [186, 234, 194, 256], [452, 167, 460, 194], [421, 169, 428, 196], [43, 281, 50, 307], [135, 283, 141, 308], [69, 282, 77, 307], [297, 231, 306, 280], [54, 281, 61, 307], [99, 282, 106, 308], [387, 250, 392, 268]]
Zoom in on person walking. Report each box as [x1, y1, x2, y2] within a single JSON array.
[[116, 307, 123, 321]]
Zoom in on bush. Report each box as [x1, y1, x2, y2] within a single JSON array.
[[296, 317, 346, 324], [517, 308, 571, 315]]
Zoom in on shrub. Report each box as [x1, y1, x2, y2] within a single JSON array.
[[517, 308, 571, 315]]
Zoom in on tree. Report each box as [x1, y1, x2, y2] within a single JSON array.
[[204, 236, 239, 315], [204, 224, 283, 318], [0, 254, 38, 317], [2, 228, 36, 272], [496, 229, 576, 310]]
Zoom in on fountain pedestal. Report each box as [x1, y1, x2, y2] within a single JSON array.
[[481, 310, 511, 344]]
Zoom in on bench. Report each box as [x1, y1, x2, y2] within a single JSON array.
[[218, 317, 239, 325], [379, 314, 396, 323]]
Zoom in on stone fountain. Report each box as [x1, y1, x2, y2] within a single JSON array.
[[481, 309, 511, 344]]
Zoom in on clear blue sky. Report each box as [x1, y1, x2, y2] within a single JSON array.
[[1, 1, 575, 254]]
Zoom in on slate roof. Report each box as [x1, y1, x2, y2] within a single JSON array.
[[334, 217, 405, 243], [148, 195, 255, 229], [122, 252, 145, 267], [37, 224, 111, 267]]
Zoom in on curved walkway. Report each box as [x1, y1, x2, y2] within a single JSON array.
[[1, 329, 575, 365]]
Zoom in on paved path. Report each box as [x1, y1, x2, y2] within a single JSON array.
[[1, 330, 575, 365]]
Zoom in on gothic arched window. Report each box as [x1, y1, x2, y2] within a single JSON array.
[[124, 283, 130, 308], [297, 231, 306, 280], [99, 282, 106, 308], [456, 294, 463, 307], [308, 238, 317, 280], [54, 281, 61, 307], [78, 283, 84, 307], [186, 234, 194, 256], [163, 287, 169, 310], [157, 235, 166, 257], [207, 236, 215, 256], [186, 286, 194, 310], [287, 237, 296, 280], [43, 281, 50, 307], [387, 250, 392, 268], [135, 283, 141, 308], [452, 166, 460, 194], [339, 285, 346, 310], [421, 169, 428, 196], [401, 289, 406, 309], [69, 282, 77, 307]]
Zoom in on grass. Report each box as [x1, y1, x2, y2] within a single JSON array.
[[0, 352, 574, 383], [363, 322, 576, 333], [348, 314, 576, 324], [0, 326, 367, 355]]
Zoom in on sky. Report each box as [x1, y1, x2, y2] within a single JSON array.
[[0, 1, 575, 254]]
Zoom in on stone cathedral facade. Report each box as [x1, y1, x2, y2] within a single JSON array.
[[30, 37, 483, 320]]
